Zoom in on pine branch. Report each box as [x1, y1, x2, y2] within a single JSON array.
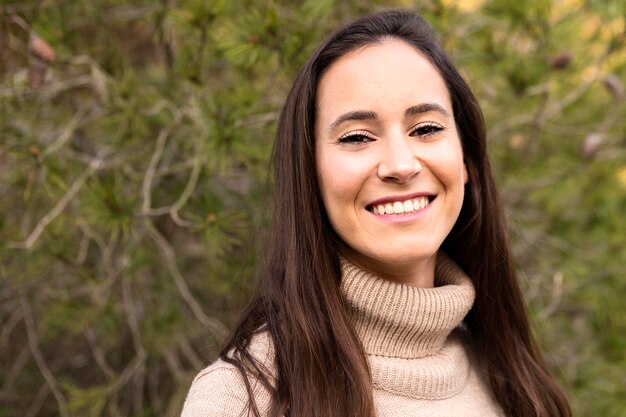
[[24, 383, 51, 417], [0, 345, 30, 401], [8, 154, 105, 249], [20, 296, 69, 417], [84, 327, 117, 381], [141, 112, 183, 215], [145, 221, 227, 338], [42, 107, 90, 157]]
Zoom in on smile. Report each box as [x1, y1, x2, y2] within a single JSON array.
[[369, 196, 433, 215]]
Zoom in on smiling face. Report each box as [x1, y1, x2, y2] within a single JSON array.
[[315, 38, 468, 287]]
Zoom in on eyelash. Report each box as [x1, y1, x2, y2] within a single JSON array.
[[410, 122, 444, 137], [337, 130, 372, 145], [337, 123, 444, 145]]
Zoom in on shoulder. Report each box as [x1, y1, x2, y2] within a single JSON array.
[[180, 332, 275, 417], [180, 359, 252, 417]]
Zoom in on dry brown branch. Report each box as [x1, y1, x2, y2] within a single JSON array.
[[84, 327, 116, 381], [8, 155, 105, 249], [539, 271, 564, 320], [92, 245, 130, 307], [489, 114, 534, 140], [98, 233, 144, 303], [102, 234, 120, 273], [132, 363, 146, 414], [76, 222, 107, 263], [40, 75, 95, 100], [56, 147, 111, 166], [113, 353, 147, 391], [0, 304, 23, 347], [88, 340, 148, 414], [121, 277, 145, 357], [0, 345, 30, 400], [105, 4, 158, 21], [0, 74, 95, 98], [489, 73, 601, 139], [154, 157, 202, 178], [179, 336, 203, 370], [244, 111, 279, 127], [2, 2, 40, 13], [108, 401, 124, 417], [163, 348, 185, 383], [141, 124, 171, 212], [20, 296, 69, 417], [76, 230, 91, 265], [121, 273, 148, 414], [146, 99, 174, 117], [90, 351, 147, 416], [141, 112, 183, 215], [146, 152, 202, 227], [42, 106, 106, 158], [66, 55, 110, 99], [6, 10, 30, 32], [147, 363, 164, 415], [170, 155, 201, 215], [490, 35, 620, 141], [24, 383, 51, 417], [595, 146, 626, 163], [145, 222, 228, 338], [543, 72, 601, 120]]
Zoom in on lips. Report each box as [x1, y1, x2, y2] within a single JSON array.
[[367, 194, 435, 215]]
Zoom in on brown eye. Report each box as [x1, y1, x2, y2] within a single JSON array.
[[338, 131, 373, 145], [411, 123, 443, 137]]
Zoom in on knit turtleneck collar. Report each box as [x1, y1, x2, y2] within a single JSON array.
[[340, 253, 475, 359], [340, 253, 476, 399]]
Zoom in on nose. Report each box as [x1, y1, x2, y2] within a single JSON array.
[[377, 134, 422, 183]]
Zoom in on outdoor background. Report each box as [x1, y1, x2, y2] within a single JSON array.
[[1, 0, 625, 416]]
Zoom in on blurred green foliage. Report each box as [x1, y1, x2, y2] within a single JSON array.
[[1, 0, 625, 416]]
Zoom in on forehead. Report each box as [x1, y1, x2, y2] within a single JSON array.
[[316, 38, 452, 119]]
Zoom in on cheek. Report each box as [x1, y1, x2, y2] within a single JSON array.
[[436, 140, 466, 186], [319, 166, 353, 208], [317, 152, 366, 214]]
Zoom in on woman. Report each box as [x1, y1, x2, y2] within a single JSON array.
[[181, 9, 571, 417]]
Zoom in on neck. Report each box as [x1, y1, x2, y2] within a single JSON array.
[[339, 246, 437, 288]]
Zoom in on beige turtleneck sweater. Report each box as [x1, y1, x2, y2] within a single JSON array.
[[180, 255, 504, 416]]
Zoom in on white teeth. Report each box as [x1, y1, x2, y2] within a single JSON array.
[[414, 197, 427, 210], [372, 196, 430, 215]]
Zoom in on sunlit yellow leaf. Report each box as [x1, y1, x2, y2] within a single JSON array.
[[617, 166, 626, 188], [441, 0, 485, 12]]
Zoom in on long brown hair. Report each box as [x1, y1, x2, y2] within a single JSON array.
[[221, 9, 571, 417]]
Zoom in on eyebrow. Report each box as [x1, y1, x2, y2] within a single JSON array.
[[405, 103, 451, 118], [327, 102, 452, 131], [328, 110, 377, 130]]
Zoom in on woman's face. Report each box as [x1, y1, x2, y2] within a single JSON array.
[[315, 39, 467, 286]]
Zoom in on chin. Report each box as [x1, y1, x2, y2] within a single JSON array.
[[346, 245, 440, 269], [376, 251, 438, 266]]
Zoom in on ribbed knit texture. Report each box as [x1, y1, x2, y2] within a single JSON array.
[[341, 254, 473, 359], [180, 254, 504, 416], [340, 254, 474, 400]]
